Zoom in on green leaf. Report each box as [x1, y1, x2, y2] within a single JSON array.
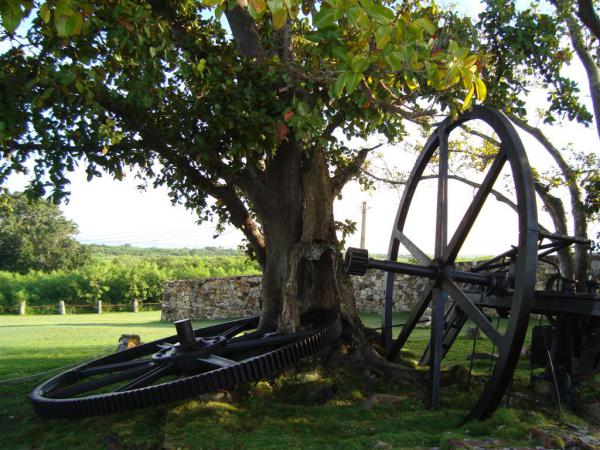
[[475, 78, 487, 101], [55, 0, 71, 19], [460, 67, 472, 90], [197, 58, 207, 75], [55, 14, 71, 37], [464, 55, 478, 68], [413, 18, 436, 35], [404, 74, 418, 90], [331, 46, 349, 63], [69, 11, 83, 35], [0, 1, 25, 34], [333, 72, 346, 98], [267, 0, 287, 29], [374, 26, 390, 49], [344, 71, 362, 94], [351, 55, 369, 73], [271, 7, 287, 29], [364, 2, 393, 24], [215, 4, 225, 19], [444, 65, 460, 88], [313, 5, 335, 29], [249, 0, 267, 14], [461, 83, 475, 111], [384, 52, 404, 72], [40, 3, 51, 24]]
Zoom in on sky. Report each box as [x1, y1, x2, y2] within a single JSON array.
[[3, 0, 599, 256]]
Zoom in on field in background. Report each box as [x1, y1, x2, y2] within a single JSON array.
[[0, 244, 494, 315], [1, 311, 596, 448], [0, 245, 260, 313]]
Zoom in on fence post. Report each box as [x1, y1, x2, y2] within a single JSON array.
[[132, 299, 139, 313], [19, 301, 26, 316], [97, 300, 102, 314], [58, 300, 66, 315]]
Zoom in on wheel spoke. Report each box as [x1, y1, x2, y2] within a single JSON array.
[[48, 364, 152, 398], [223, 330, 315, 354], [78, 359, 153, 377], [217, 321, 254, 339], [388, 279, 435, 360], [435, 129, 449, 258], [393, 229, 431, 265], [198, 355, 237, 368], [440, 275, 504, 350], [443, 153, 507, 263], [116, 363, 175, 392]]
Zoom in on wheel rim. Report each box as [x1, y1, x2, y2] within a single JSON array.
[[31, 316, 342, 418], [383, 106, 538, 420]]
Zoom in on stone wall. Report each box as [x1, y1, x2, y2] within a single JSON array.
[[161, 256, 600, 321], [162, 276, 262, 321]]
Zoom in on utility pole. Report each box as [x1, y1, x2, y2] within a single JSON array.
[[360, 201, 367, 249]]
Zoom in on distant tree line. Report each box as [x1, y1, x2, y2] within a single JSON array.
[[88, 244, 243, 258], [0, 192, 90, 273], [0, 192, 259, 311]]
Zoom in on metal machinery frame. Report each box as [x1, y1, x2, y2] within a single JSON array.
[[345, 106, 599, 420], [31, 315, 342, 418]]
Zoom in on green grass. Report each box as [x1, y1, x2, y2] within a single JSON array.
[[0, 312, 594, 449]]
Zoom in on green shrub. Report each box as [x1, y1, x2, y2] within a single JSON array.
[[0, 254, 260, 310]]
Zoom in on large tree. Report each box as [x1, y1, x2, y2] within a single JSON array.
[[472, 0, 599, 285], [0, 191, 90, 273], [0, 1, 485, 340]]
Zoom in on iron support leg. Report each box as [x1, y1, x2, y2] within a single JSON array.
[[428, 288, 446, 409]]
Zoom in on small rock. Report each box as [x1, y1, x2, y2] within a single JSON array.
[[373, 441, 390, 449], [197, 390, 232, 402], [116, 334, 141, 352]]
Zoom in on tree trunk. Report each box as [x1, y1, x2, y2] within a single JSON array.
[[257, 142, 361, 335]]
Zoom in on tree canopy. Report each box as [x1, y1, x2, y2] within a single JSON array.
[[0, 0, 493, 330], [0, 191, 90, 273], [2, 0, 597, 328]]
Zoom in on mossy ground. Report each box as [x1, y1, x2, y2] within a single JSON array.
[[1, 312, 598, 449]]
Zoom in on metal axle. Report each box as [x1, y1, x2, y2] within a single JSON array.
[[345, 247, 502, 288]]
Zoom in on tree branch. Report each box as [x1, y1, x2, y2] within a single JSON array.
[[93, 88, 267, 266], [225, 5, 266, 59], [487, 112, 589, 281], [550, 0, 600, 139], [331, 144, 382, 196], [359, 80, 434, 125], [459, 124, 500, 147], [533, 180, 574, 277], [361, 169, 555, 235], [577, 0, 600, 42]]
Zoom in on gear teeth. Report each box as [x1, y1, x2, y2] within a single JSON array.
[[30, 315, 342, 418]]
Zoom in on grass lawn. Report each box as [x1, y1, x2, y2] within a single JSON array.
[[1, 312, 598, 449]]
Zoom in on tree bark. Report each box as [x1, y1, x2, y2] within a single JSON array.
[[257, 140, 303, 330], [257, 140, 361, 337]]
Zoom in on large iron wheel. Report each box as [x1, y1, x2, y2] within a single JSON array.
[[383, 106, 539, 420], [31, 315, 342, 419]]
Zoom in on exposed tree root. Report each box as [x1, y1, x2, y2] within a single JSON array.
[[320, 315, 421, 387]]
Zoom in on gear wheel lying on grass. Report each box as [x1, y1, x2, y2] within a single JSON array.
[[31, 315, 342, 419]]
